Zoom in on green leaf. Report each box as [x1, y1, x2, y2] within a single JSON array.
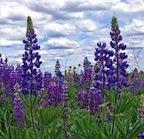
[[128, 121, 144, 139], [116, 91, 134, 114], [37, 106, 63, 126], [105, 91, 116, 107], [115, 118, 126, 138]]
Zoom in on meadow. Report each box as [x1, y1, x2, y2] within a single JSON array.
[[0, 16, 144, 139]]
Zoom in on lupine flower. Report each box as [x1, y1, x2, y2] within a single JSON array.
[[15, 64, 23, 80], [83, 57, 92, 70], [0, 63, 14, 87], [55, 60, 62, 78], [129, 68, 144, 95], [54, 60, 65, 85], [77, 88, 102, 114], [77, 90, 89, 109], [39, 79, 65, 108], [72, 67, 81, 84], [94, 42, 114, 92], [6, 69, 20, 97], [21, 16, 42, 95], [108, 16, 129, 92], [82, 66, 93, 82], [0, 57, 14, 96], [43, 72, 52, 89], [82, 57, 93, 89], [138, 132, 144, 139], [46, 81, 64, 106], [73, 73, 80, 83], [13, 92, 25, 128], [0, 54, 3, 64], [89, 88, 102, 114]]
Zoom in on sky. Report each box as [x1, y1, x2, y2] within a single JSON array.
[[0, 0, 144, 73]]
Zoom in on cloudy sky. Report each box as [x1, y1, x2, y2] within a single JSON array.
[[0, 0, 144, 72]]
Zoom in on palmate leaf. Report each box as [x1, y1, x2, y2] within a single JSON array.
[[116, 91, 135, 114], [35, 121, 63, 139], [74, 116, 112, 139], [49, 121, 64, 139], [128, 121, 144, 139], [113, 91, 143, 138], [75, 118, 99, 139], [73, 110, 107, 139], [105, 91, 116, 107], [127, 97, 139, 124], [0, 130, 8, 139], [115, 116, 132, 138], [20, 94, 44, 109], [115, 118, 126, 138], [36, 106, 63, 126], [1, 126, 30, 139], [18, 127, 39, 139]]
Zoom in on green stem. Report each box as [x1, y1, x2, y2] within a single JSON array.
[[111, 93, 117, 134], [111, 30, 119, 134], [30, 94, 36, 135], [62, 86, 72, 139]]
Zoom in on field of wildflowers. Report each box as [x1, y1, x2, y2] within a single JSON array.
[[0, 16, 144, 139]]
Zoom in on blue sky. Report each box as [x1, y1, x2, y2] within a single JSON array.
[[0, 0, 144, 72]]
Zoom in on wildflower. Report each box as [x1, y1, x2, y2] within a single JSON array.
[[55, 60, 62, 78], [47, 81, 64, 106], [83, 57, 92, 70], [108, 16, 129, 92], [82, 57, 93, 89], [43, 72, 52, 89], [89, 88, 102, 114], [77, 90, 89, 109], [13, 93, 25, 128], [21, 16, 42, 95], [94, 42, 113, 92]]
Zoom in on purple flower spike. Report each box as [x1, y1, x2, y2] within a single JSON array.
[[108, 16, 129, 92], [89, 89, 102, 114], [94, 42, 113, 92], [77, 90, 89, 109], [55, 60, 62, 78], [47, 81, 64, 106], [13, 93, 25, 128], [77, 89, 102, 114], [138, 132, 144, 139], [21, 16, 42, 95], [82, 57, 93, 89], [83, 57, 92, 70]]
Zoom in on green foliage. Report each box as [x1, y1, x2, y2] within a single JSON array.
[[0, 87, 144, 139], [70, 90, 144, 139], [71, 109, 112, 139], [36, 106, 63, 126], [68, 85, 79, 109], [116, 90, 136, 114]]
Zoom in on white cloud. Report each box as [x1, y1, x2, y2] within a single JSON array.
[[0, 38, 21, 46], [77, 19, 97, 32], [112, 0, 144, 13], [0, 0, 144, 71], [45, 38, 80, 49], [45, 22, 76, 37]]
